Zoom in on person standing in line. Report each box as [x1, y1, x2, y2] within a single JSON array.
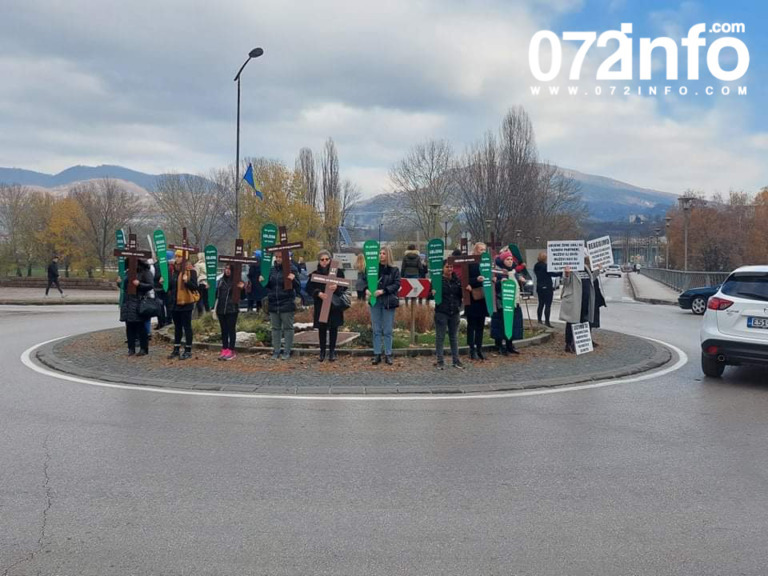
[[215, 264, 244, 361], [117, 258, 154, 356], [167, 250, 199, 360], [590, 260, 607, 347], [354, 253, 367, 302], [46, 255, 65, 298], [194, 252, 209, 317], [559, 257, 598, 353], [432, 259, 464, 370], [464, 242, 489, 360], [152, 259, 168, 330], [533, 251, 561, 328], [246, 251, 262, 313], [261, 251, 301, 360], [367, 245, 401, 366], [490, 251, 525, 355], [308, 250, 348, 362]]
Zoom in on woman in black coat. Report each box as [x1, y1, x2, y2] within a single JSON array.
[[215, 264, 245, 361], [117, 259, 154, 356], [464, 242, 489, 360], [433, 259, 464, 369], [308, 250, 348, 362], [533, 252, 561, 328]]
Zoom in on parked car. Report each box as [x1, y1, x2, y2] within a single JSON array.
[[700, 266, 768, 377], [604, 264, 622, 278], [678, 285, 720, 315]]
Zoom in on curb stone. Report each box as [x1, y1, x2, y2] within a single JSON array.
[[626, 275, 677, 306], [32, 328, 675, 396]]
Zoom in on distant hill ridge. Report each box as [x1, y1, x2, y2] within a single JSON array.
[[0, 164, 678, 222]]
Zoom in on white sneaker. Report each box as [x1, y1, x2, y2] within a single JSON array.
[[61, 294, 67, 299]]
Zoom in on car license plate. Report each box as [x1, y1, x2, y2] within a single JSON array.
[[747, 317, 768, 329]]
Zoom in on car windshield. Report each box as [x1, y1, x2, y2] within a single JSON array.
[[720, 273, 768, 302]]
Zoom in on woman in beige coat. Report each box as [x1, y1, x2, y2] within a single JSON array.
[[559, 258, 598, 353]]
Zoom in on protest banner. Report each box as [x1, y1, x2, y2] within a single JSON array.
[[586, 236, 614, 268], [572, 322, 594, 355], [547, 240, 585, 272]]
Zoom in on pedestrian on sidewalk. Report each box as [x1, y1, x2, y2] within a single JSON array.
[[261, 251, 301, 360], [534, 252, 561, 328], [46, 255, 65, 298], [215, 264, 244, 361], [432, 259, 464, 370], [167, 250, 199, 360], [117, 259, 154, 356]]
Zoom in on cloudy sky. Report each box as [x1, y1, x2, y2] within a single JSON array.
[[0, 0, 764, 198]]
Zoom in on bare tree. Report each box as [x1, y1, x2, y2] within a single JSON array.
[[149, 173, 228, 249], [70, 178, 143, 273], [320, 138, 340, 213], [454, 107, 585, 246], [296, 148, 319, 209], [389, 139, 456, 241]]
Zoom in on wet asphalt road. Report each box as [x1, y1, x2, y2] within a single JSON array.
[[2, 276, 768, 576]]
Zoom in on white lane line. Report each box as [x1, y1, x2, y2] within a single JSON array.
[[20, 336, 689, 402]]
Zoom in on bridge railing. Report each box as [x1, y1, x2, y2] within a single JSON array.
[[639, 268, 729, 292]]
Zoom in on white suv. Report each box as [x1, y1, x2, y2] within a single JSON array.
[[700, 266, 768, 377]]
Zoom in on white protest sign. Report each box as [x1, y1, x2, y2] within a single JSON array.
[[572, 322, 594, 355], [586, 236, 614, 268], [547, 241, 585, 272]]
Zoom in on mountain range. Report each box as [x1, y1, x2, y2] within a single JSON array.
[[0, 164, 678, 222]]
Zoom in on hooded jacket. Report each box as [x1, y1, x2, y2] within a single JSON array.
[[215, 274, 241, 316], [401, 251, 422, 278]]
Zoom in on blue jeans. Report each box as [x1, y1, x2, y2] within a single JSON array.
[[370, 303, 395, 355]]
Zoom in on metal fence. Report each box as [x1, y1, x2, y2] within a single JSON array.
[[639, 268, 729, 292]]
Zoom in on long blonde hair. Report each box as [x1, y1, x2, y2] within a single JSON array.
[[355, 252, 365, 272], [379, 245, 395, 267]]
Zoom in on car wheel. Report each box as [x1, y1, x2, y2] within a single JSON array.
[[701, 353, 725, 378], [691, 296, 707, 315]]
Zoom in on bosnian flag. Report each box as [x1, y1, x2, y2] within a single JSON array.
[[243, 163, 263, 200]]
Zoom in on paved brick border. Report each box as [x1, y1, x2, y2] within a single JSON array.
[[33, 328, 674, 396], [154, 326, 554, 358]]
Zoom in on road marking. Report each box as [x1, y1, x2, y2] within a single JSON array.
[[21, 337, 688, 402]]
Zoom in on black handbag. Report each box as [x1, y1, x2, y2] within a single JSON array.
[[139, 295, 162, 318], [332, 290, 351, 311]]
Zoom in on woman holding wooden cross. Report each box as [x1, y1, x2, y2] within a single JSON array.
[[308, 250, 348, 362], [167, 250, 199, 360]]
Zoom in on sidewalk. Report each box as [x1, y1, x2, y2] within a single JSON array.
[[627, 273, 679, 305], [0, 287, 119, 305]]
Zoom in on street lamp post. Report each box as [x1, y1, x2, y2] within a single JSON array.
[[664, 216, 672, 269], [654, 228, 660, 267], [428, 203, 441, 245], [678, 196, 695, 271], [233, 47, 264, 238]]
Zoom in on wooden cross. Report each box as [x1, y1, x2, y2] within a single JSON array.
[[113, 234, 152, 295], [218, 238, 259, 304], [487, 232, 502, 258], [264, 226, 304, 289], [448, 253, 482, 306], [168, 227, 200, 274], [310, 260, 353, 324]]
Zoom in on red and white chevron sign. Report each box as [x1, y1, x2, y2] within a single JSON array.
[[399, 278, 431, 298]]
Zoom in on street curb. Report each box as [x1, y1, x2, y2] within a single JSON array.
[[153, 325, 554, 358], [626, 274, 677, 306], [32, 328, 674, 396], [0, 300, 118, 306]]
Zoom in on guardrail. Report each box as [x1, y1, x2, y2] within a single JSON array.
[[639, 268, 729, 292]]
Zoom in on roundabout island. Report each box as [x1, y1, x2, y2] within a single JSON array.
[[32, 324, 673, 396]]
